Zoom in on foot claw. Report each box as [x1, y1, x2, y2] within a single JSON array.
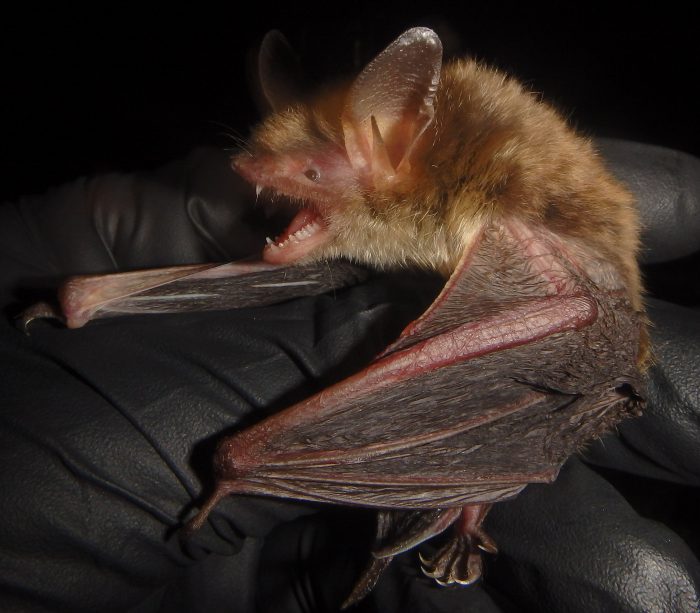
[[476, 531, 498, 554], [419, 508, 497, 587], [16, 301, 64, 333], [346, 505, 497, 606]]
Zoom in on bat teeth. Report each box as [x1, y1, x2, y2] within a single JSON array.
[[264, 218, 324, 252], [265, 237, 282, 251], [255, 184, 263, 197], [288, 220, 323, 244]]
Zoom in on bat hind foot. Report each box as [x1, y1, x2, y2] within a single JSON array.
[[419, 503, 496, 586], [419, 533, 484, 585]]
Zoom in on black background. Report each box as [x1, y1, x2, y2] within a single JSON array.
[[2, 4, 699, 203]]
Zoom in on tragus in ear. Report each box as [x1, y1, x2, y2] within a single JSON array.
[[341, 27, 443, 185]]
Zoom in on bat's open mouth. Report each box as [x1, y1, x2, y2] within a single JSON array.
[[262, 206, 331, 264], [231, 155, 333, 264]]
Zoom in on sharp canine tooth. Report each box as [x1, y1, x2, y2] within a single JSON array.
[[256, 185, 263, 197], [265, 237, 274, 245]]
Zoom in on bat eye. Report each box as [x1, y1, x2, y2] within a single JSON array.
[[304, 168, 320, 182]]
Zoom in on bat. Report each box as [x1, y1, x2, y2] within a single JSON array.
[[184, 27, 647, 607], [28, 27, 648, 608]]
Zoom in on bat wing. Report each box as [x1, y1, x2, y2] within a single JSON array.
[[196, 218, 644, 516], [20, 259, 367, 329]]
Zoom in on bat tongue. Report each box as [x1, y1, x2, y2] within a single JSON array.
[[262, 207, 330, 264]]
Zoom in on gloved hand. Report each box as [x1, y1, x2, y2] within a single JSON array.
[[0, 148, 439, 613], [0, 142, 698, 613]]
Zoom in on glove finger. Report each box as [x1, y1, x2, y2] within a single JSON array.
[[597, 138, 700, 264], [0, 271, 438, 612], [486, 457, 700, 613]]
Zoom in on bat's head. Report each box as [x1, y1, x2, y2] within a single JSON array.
[[234, 27, 642, 294], [232, 100, 360, 266], [233, 28, 464, 275]]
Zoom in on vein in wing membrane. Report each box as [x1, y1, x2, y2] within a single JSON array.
[[266, 353, 579, 476], [224, 333, 634, 508]]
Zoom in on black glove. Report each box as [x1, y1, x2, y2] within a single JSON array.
[[0, 148, 439, 612], [0, 142, 698, 613]]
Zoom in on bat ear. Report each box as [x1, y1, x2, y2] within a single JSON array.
[[250, 30, 307, 115], [342, 27, 442, 184]]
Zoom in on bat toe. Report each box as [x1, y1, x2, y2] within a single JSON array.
[[419, 504, 498, 587], [419, 534, 484, 586]]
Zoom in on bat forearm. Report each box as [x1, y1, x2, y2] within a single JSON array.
[[21, 260, 368, 329]]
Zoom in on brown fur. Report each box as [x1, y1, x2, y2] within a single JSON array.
[[240, 57, 648, 366]]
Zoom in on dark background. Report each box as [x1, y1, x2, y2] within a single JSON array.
[[2, 4, 699, 203]]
